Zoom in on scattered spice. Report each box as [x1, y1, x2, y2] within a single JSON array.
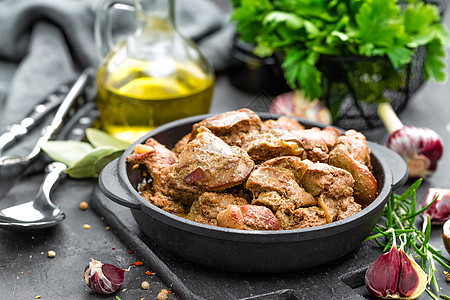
[[112, 247, 116, 250], [157, 289, 169, 300], [445, 271, 450, 282], [106, 226, 110, 230], [145, 271, 153, 276], [35, 296, 41, 299], [83, 224, 91, 229], [141, 281, 150, 290], [47, 250, 56, 258], [129, 250, 135, 254], [28, 271, 31, 274], [130, 261, 143, 266], [79, 201, 88, 210]]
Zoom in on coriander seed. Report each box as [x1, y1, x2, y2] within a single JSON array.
[[141, 281, 150, 290], [79, 201, 88, 210]]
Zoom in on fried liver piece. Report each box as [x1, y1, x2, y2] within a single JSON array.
[[141, 190, 186, 217], [291, 127, 341, 163], [217, 204, 280, 230], [300, 161, 360, 223], [166, 127, 254, 204], [246, 157, 317, 211], [263, 116, 305, 131], [126, 138, 178, 195], [189, 108, 262, 147], [275, 206, 327, 230], [328, 130, 377, 207], [242, 129, 304, 164], [186, 192, 248, 226]]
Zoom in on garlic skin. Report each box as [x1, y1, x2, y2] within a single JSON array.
[[443, 219, 450, 255], [377, 102, 443, 178], [270, 90, 332, 125], [83, 259, 125, 294], [387, 126, 443, 178], [365, 245, 427, 299], [421, 188, 450, 225]]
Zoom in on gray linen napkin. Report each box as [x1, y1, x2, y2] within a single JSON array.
[[0, 0, 233, 157]]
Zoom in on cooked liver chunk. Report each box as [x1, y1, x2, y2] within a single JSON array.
[[246, 163, 317, 209], [263, 116, 305, 131], [300, 161, 354, 198], [166, 127, 254, 204], [141, 191, 186, 217], [275, 206, 327, 230], [187, 192, 248, 226], [328, 130, 378, 207], [217, 204, 280, 230], [190, 108, 262, 146], [126, 138, 178, 195], [242, 129, 304, 163]]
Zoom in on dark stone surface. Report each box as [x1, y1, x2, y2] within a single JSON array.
[[1, 3, 450, 298]]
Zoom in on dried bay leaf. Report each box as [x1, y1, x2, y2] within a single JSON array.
[[86, 128, 130, 150], [66, 146, 119, 178], [41, 141, 93, 167]]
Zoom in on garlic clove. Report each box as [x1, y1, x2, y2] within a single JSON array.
[[83, 259, 125, 294], [421, 188, 450, 225], [365, 245, 401, 298], [365, 245, 427, 299], [443, 219, 450, 255], [387, 126, 443, 178], [397, 249, 427, 299]]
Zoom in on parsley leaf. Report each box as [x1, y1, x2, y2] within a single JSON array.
[[231, 0, 449, 103]]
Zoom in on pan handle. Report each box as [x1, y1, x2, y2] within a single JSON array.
[[370, 142, 408, 190], [98, 158, 141, 209]]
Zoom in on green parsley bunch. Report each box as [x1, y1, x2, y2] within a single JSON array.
[[231, 0, 449, 101]]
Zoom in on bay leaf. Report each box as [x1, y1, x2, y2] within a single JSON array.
[[86, 128, 130, 150], [41, 141, 93, 167], [94, 149, 123, 175], [66, 146, 118, 178]]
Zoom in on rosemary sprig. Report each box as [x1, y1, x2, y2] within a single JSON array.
[[364, 178, 450, 298]]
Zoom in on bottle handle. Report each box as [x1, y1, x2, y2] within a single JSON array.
[[94, 0, 135, 60]]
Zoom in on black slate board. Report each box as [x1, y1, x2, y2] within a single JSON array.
[[91, 185, 448, 300]]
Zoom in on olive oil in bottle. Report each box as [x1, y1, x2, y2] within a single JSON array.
[[96, 58, 214, 143], [94, 0, 215, 143]]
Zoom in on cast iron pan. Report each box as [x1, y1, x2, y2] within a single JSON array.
[[99, 113, 408, 273]]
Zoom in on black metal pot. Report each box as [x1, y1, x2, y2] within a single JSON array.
[[99, 113, 408, 273]]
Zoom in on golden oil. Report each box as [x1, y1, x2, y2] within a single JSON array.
[[96, 58, 214, 143]]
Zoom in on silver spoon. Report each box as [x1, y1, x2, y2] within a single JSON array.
[[0, 162, 67, 231]]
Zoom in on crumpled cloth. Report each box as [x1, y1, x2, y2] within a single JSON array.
[[0, 0, 234, 131]]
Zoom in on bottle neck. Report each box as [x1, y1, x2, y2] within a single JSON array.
[[135, 0, 176, 33]]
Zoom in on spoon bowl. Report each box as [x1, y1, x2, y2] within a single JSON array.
[[0, 162, 67, 231]]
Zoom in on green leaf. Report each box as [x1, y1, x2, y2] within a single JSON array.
[[264, 11, 303, 29], [86, 128, 130, 150], [355, 0, 403, 49], [386, 46, 413, 69], [41, 141, 93, 167], [94, 149, 123, 175], [403, 2, 439, 35], [282, 50, 322, 99], [424, 40, 448, 82], [66, 146, 119, 178]]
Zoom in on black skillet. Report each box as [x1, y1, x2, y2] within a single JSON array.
[[99, 113, 408, 273]]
